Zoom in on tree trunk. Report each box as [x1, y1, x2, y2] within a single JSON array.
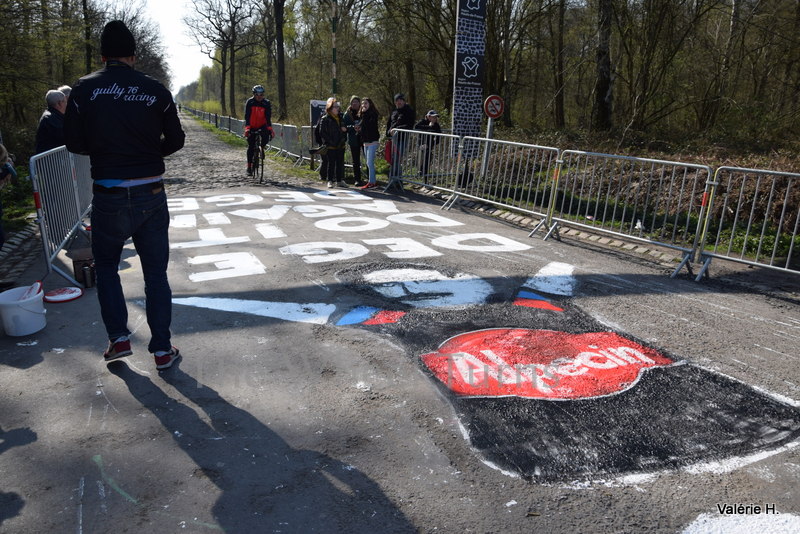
[[220, 47, 228, 116], [501, 0, 513, 128], [40, 0, 53, 80], [274, 0, 287, 120], [229, 25, 237, 118], [405, 58, 416, 109], [82, 0, 92, 74], [552, 0, 566, 128], [592, 0, 612, 131]]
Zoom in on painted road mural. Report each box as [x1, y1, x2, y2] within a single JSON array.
[[166, 188, 800, 482]]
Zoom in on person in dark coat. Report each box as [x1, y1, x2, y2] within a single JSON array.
[[357, 97, 380, 189], [413, 110, 442, 181], [319, 97, 348, 188], [34, 90, 67, 154], [343, 95, 364, 186], [385, 93, 415, 183]]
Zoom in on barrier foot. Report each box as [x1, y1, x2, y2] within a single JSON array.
[[383, 178, 404, 194], [694, 257, 712, 282], [529, 219, 548, 238], [670, 253, 695, 278], [442, 194, 461, 210], [543, 223, 561, 241]]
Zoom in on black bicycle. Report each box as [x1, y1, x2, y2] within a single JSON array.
[[250, 129, 266, 183]]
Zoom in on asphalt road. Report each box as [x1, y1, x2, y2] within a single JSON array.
[[1, 116, 799, 533]]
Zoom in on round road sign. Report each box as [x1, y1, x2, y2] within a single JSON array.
[[484, 95, 504, 119]]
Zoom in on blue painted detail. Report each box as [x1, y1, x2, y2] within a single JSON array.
[[517, 290, 549, 301], [336, 306, 380, 325]]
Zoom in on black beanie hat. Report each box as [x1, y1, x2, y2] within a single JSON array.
[[101, 20, 136, 57]]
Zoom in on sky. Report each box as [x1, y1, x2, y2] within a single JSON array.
[[142, 0, 211, 92]]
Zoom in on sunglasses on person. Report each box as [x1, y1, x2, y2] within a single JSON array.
[[254, 91, 265, 96]]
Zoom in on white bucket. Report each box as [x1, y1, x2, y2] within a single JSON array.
[[0, 287, 47, 336]]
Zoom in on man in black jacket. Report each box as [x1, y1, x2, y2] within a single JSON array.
[[34, 89, 67, 154], [413, 110, 442, 181], [385, 93, 415, 188], [64, 20, 185, 370]]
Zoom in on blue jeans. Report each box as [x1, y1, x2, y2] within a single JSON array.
[[363, 143, 378, 183], [91, 186, 172, 353]]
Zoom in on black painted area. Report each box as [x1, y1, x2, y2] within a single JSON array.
[[336, 263, 800, 481], [457, 364, 800, 481]]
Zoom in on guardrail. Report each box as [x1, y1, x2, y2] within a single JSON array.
[[182, 106, 798, 280], [29, 146, 92, 286]]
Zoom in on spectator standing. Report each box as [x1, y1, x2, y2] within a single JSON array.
[[319, 98, 348, 188], [413, 110, 442, 181], [64, 20, 185, 370], [312, 111, 329, 183], [244, 84, 274, 176], [343, 96, 364, 186], [385, 93, 415, 184], [34, 89, 67, 154], [358, 97, 380, 189]]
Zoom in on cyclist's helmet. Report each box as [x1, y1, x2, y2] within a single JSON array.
[[252, 85, 265, 95]]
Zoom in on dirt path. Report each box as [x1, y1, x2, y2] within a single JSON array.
[[164, 113, 302, 193]]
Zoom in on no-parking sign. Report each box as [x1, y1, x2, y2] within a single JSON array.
[[483, 95, 504, 119]]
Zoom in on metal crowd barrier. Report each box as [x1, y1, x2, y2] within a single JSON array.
[[297, 126, 313, 167], [29, 146, 92, 286], [546, 150, 712, 276], [446, 135, 560, 217], [387, 129, 462, 195], [268, 123, 284, 155], [281, 125, 303, 163], [695, 167, 799, 279], [182, 106, 798, 280]]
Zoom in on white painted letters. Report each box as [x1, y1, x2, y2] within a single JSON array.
[[279, 242, 370, 263], [430, 233, 531, 252], [187, 252, 266, 282]]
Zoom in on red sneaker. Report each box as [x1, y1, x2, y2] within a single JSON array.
[[154, 347, 181, 370], [104, 337, 132, 362]]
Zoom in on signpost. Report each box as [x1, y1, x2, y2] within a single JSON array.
[[480, 94, 505, 180]]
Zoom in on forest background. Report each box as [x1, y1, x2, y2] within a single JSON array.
[[3, 0, 800, 170]]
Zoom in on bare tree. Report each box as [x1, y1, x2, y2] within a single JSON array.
[[591, 0, 613, 131], [185, 0, 255, 117], [274, 0, 288, 119], [107, 4, 171, 87]]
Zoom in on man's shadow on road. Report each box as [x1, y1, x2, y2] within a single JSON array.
[[0, 425, 37, 527], [107, 361, 414, 533]]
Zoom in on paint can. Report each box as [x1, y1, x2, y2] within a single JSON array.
[[0, 286, 47, 336], [82, 265, 95, 288]]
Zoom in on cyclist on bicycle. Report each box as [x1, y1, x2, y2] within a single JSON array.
[[244, 84, 274, 175]]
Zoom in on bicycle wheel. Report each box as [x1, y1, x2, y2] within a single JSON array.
[[251, 149, 260, 180], [257, 146, 265, 183]]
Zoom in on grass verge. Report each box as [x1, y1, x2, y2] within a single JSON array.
[[1, 167, 35, 235]]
